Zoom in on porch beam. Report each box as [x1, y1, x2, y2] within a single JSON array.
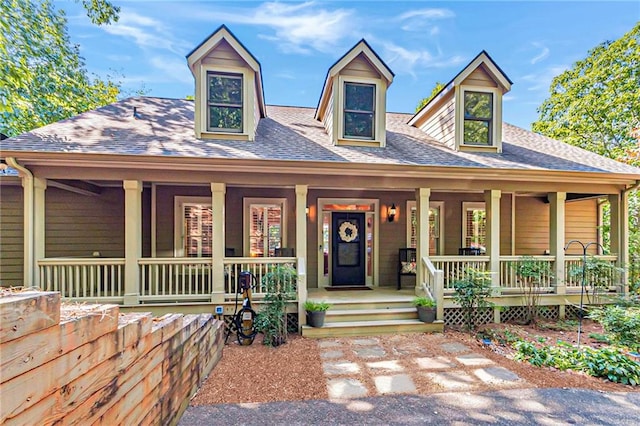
[[33, 177, 47, 289], [415, 188, 431, 295], [123, 180, 142, 305], [485, 189, 501, 290], [211, 182, 226, 302], [549, 192, 566, 295], [295, 185, 308, 328]]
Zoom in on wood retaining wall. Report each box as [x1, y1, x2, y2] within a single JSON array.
[[0, 291, 224, 425]]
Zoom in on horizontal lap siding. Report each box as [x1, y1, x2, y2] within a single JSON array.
[[461, 65, 497, 88], [323, 92, 334, 139], [0, 186, 24, 286], [201, 39, 247, 68], [418, 91, 455, 149], [340, 55, 381, 79], [566, 199, 598, 255]]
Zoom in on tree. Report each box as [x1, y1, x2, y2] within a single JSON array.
[[0, 0, 121, 136], [415, 82, 445, 112]]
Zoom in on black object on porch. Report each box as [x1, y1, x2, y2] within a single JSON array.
[[398, 248, 417, 290]]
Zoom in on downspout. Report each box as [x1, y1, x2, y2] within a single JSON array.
[[5, 157, 35, 287]]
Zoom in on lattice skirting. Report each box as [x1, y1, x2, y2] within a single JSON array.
[[445, 306, 562, 326], [222, 313, 299, 336], [444, 308, 493, 327], [500, 305, 559, 323], [565, 304, 587, 319]]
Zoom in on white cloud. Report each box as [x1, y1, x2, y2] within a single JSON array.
[[382, 41, 465, 76], [149, 57, 193, 84], [530, 42, 550, 64], [521, 65, 567, 91], [503, 94, 516, 102], [396, 8, 455, 32], [397, 9, 455, 21]]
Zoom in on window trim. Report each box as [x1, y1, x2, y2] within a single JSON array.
[[206, 71, 243, 133], [406, 200, 445, 255], [455, 85, 502, 152], [174, 196, 212, 257], [243, 197, 287, 257], [343, 82, 376, 140], [335, 75, 387, 147], [461, 201, 486, 251]]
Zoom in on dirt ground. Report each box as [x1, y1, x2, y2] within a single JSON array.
[[190, 322, 638, 406]]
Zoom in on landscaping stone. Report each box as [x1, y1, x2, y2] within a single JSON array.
[[327, 378, 368, 399], [318, 340, 341, 348], [424, 371, 477, 390], [392, 342, 432, 356], [353, 346, 386, 358], [323, 361, 360, 375], [352, 338, 380, 346], [456, 353, 495, 366], [373, 374, 417, 394], [413, 356, 456, 370], [320, 350, 344, 359], [440, 342, 471, 353], [474, 367, 522, 384], [366, 360, 404, 372]]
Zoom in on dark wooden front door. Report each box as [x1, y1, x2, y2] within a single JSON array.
[[331, 212, 365, 286]]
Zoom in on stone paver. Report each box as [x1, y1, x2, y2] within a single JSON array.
[[352, 338, 380, 346], [366, 360, 404, 372], [413, 356, 456, 370], [353, 346, 386, 358], [424, 371, 477, 390], [474, 367, 522, 384], [392, 342, 432, 356], [456, 353, 495, 366], [320, 350, 345, 359], [318, 340, 341, 348], [440, 342, 471, 353], [323, 361, 360, 375], [327, 378, 368, 399], [373, 374, 417, 394]]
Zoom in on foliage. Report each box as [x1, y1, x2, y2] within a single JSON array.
[[255, 265, 296, 347], [568, 256, 622, 304], [452, 268, 493, 331], [515, 256, 553, 324], [612, 293, 640, 307], [588, 306, 640, 351], [537, 319, 578, 332], [514, 340, 640, 386], [415, 82, 445, 112], [304, 300, 331, 312], [0, 0, 121, 136], [412, 296, 436, 308]]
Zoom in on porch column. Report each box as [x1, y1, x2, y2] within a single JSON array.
[[549, 192, 566, 295], [415, 188, 431, 295], [610, 191, 629, 293], [485, 190, 501, 291], [33, 177, 47, 289], [295, 185, 308, 328], [211, 183, 226, 302], [123, 180, 142, 305]]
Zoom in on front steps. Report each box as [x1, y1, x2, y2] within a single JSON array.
[[301, 295, 444, 338]]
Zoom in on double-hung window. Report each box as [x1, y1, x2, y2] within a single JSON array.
[[344, 82, 375, 139], [207, 72, 243, 133], [244, 198, 286, 257], [463, 91, 493, 145], [175, 197, 213, 257]]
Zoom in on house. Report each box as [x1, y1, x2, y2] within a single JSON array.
[[1, 26, 638, 335]]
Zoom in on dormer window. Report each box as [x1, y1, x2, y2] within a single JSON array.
[[344, 82, 375, 139], [463, 91, 493, 145], [207, 72, 243, 133]]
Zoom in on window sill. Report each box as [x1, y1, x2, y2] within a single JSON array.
[[200, 131, 250, 141], [458, 144, 499, 153], [336, 138, 382, 147]]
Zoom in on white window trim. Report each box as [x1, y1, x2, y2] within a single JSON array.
[[455, 85, 502, 152], [242, 197, 287, 257], [174, 196, 212, 257], [461, 201, 486, 249], [335, 75, 387, 147], [406, 200, 445, 255]]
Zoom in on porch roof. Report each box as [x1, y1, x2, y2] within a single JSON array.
[[1, 96, 639, 178]]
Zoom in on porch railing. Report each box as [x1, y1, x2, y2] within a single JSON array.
[[223, 257, 298, 297], [430, 255, 490, 292], [138, 258, 212, 302], [499, 256, 555, 291], [564, 255, 619, 290], [38, 258, 125, 303], [420, 256, 444, 321]]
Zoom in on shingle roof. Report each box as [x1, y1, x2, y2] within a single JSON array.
[[1, 96, 639, 176]]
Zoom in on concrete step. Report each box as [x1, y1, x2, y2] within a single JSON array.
[[301, 319, 444, 338], [326, 307, 418, 323]]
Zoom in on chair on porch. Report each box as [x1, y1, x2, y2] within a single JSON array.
[[275, 248, 294, 257], [397, 248, 417, 290], [458, 247, 482, 256]]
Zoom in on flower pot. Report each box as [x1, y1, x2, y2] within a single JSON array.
[[417, 306, 436, 323], [307, 310, 326, 328]]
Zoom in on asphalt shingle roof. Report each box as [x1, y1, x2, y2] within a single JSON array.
[[1, 96, 638, 176]]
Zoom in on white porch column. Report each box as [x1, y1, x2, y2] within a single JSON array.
[[485, 190, 501, 290], [295, 185, 308, 328], [123, 180, 142, 305], [613, 191, 630, 293], [211, 183, 226, 302], [415, 188, 431, 294], [549, 192, 566, 295], [33, 177, 47, 289]]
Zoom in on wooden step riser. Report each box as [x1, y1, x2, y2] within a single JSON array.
[[302, 322, 444, 338], [326, 311, 418, 322], [326, 301, 414, 311]]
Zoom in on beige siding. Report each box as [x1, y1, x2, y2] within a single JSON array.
[[201, 39, 247, 68], [339, 54, 382, 79], [461, 65, 498, 88], [0, 185, 24, 287], [566, 199, 598, 255], [322, 91, 334, 138], [417, 91, 455, 149], [253, 80, 261, 135], [45, 187, 125, 257]]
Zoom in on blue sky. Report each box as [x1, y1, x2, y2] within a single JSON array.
[[60, 1, 639, 129]]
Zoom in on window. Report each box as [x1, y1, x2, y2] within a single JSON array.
[[407, 201, 444, 255], [207, 72, 243, 132], [462, 202, 486, 252], [344, 82, 375, 139], [174, 197, 212, 257], [244, 198, 286, 257], [463, 91, 493, 145]]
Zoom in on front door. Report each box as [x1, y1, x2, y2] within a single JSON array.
[[332, 212, 366, 286]]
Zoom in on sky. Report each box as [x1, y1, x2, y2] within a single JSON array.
[[59, 1, 639, 130]]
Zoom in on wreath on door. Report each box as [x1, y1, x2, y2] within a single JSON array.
[[338, 221, 358, 242]]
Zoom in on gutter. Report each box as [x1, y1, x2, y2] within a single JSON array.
[[5, 157, 35, 287]]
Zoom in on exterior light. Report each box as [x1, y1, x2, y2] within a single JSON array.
[[388, 203, 396, 222]]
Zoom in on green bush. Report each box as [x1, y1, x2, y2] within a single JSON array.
[[588, 306, 640, 351], [255, 265, 297, 347], [453, 268, 493, 331]]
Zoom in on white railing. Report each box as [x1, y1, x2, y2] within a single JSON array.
[[499, 256, 555, 291], [38, 258, 125, 302], [430, 255, 490, 291], [421, 256, 444, 321], [565, 255, 619, 290], [223, 257, 298, 297], [138, 258, 212, 302]]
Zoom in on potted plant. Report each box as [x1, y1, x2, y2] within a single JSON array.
[[255, 265, 297, 347], [304, 300, 331, 327], [413, 296, 436, 323]]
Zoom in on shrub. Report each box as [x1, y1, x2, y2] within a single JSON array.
[[588, 306, 640, 351], [255, 265, 297, 347], [453, 268, 493, 331], [515, 256, 553, 324]]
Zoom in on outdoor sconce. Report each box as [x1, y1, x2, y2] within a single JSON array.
[[305, 206, 309, 215], [388, 203, 396, 222]]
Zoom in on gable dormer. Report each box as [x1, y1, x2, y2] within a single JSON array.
[[187, 25, 266, 141], [315, 40, 394, 147], [409, 51, 512, 153]]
